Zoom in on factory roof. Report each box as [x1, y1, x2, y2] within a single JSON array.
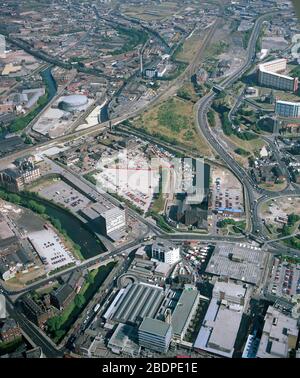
[[139, 317, 171, 337], [104, 283, 165, 325], [171, 287, 199, 337]]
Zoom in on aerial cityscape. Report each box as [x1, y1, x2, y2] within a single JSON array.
[[1, 0, 300, 363]]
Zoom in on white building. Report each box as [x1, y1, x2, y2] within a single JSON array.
[[99, 207, 126, 241], [212, 281, 246, 305], [151, 239, 180, 265], [275, 100, 300, 118], [258, 59, 298, 92], [256, 306, 299, 358]]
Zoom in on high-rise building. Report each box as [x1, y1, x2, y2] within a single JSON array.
[[151, 239, 180, 265], [258, 59, 298, 92], [138, 317, 172, 353], [275, 100, 300, 118]]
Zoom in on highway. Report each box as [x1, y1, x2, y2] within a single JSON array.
[[195, 11, 300, 238], [1, 6, 300, 358]]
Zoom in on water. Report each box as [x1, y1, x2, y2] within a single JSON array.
[[100, 103, 109, 122], [40, 66, 57, 101], [43, 202, 106, 259]]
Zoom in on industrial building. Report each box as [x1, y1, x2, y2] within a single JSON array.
[[151, 239, 181, 265], [258, 59, 298, 92], [103, 282, 167, 326], [171, 286, 200, 341], [0, 156, 40, 192], [256, 306, 299, 358], [138, 317, 172, 353], [275, 100, 300, 118]]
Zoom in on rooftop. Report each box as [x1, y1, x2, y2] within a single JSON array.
[[171, 287, 199, 337], [139, 317, 171, 337]]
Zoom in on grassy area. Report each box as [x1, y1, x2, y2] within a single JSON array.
[[47, 262, 116, 343], [123, 1, 180, 21], [203, 40, 229, 59], [226, 133, 266, 155], [259, 181, 288, 192], [177, 83, 200, 103], [132, 97, 212, 157], [112, 26, 148, 56], [175, 30, 204, 63], [151, 191, 166, 214]]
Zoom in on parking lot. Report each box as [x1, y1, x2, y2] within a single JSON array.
[[268, 256, 300, 299], [38, 179, 91, 213]]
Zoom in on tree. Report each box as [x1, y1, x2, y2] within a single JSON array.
[[47, 316, 61, 332], [74, 294, 85, 308], [86, 272, 95, 285]]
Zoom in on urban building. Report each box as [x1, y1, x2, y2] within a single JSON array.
[[58, 94, 88, 112], [107, 323, 140, 356], [50, 284, 76, 311], [258, 59, 298, 92], [0, 156, 40, 192], [21, 295, 54, 328], [212, 280, 247, 306], [275, 100, 300, 118], [194, 298, 243, 358], [171, 286, 200, 341], [99, 207, 126, 241], [103, 282, 166, 326], [0, 319, 21, 343], [256, 306, 299, 358], [151, 239, 181, 265], [81, 204, 126, 241], [138, 317, 172, 353], [206, 244, 268, 285]]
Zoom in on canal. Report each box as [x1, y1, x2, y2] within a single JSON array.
[[40, 66, 57, 101], [41, 201, 107, 259]]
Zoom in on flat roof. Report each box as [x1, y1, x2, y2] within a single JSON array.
[[139, 317, 171, 337], [213, 281, 246, 300], [206, 244, 267, 285], [171, 288, 199, 336], [28, 228, 76, 272], [208, 307, 242, 353], [194, 299, 242, 358]]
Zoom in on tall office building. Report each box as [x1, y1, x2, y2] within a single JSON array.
[[275, 100, 300, 118], [151, 239, 181, 265], [138, 317, 172, 353], [99, 207, 126, 241], [258, 59, 298, 92]]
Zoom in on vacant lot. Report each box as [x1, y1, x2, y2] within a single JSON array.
[[176, 30, 205, 63], [122, 1, 181, 21], [133, 97, 212, 157]]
